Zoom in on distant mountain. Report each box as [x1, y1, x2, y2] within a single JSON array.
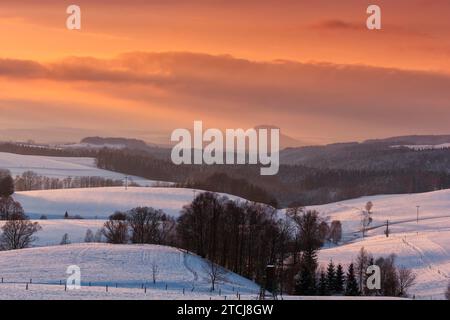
[[80, 137, 151, 150], [280, 135, 450, 172], [60, 137, 171, 160], [364, 135, 450, 146], [254, 125, 304, 149]]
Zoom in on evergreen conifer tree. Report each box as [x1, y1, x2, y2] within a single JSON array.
[[326, 260, 336, 294], [335, 264, 345, 294], [345, 263, 360, 296], [318, 271, 328, 296]]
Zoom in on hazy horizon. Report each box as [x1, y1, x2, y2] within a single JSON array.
[[1, 0, 450, 145]]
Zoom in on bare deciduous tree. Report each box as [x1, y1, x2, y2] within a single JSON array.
[[203, 259, 227, 291], [94, 229, 103, 242], [84, 229, 95, 243], [0, 197, 25, 220], [60, 233, 71, 245], [365, 201, 373, 214], [397, 267, 416, 297], [127, 207, 168, 244], [151, 261, 159, 284], [355, 247, 372, 293], [102, 216, 128, 244], [59, 233, 70, 246], [0, 219, 42, 250], [329, 220, 342, 244]]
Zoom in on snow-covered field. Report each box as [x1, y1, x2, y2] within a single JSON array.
[[0, 152, 160, 186], [307, 189, 450, 300], [306, 189, 450, 240], [0, 220, 104, 247], [3, 150, 450, 299], [0, 243, 260, 300], [318, 231, 450, 300], [14, 187, 239, 219]]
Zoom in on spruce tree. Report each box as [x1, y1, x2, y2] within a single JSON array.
[[295, 258, 317, 296], [295, 249, 318, 296], [326, 260, 336, 294], [345, 263, 360, 296], [335, 264, 345, 294], [318, 271, 328, 296]]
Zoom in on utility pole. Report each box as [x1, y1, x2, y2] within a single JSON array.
[[416, 206, 420, 224], [385, 220, 389, 238]]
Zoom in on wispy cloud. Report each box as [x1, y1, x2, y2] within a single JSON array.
[[1, 52, 450, 143], [311, 19, 361, 30]]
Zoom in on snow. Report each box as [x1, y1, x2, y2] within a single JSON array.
[[2, 146, 450, 300], [305, 189, 450, 240], [62, 143, 127, 150], [391, 143, 450, 150], [0, 152, 161, 186], [14, 187, 240, 219], [0, 220, 104, 247], [0, 243, 261, 300], [318, 231, 450, 300], [305, 189, 450, 300]]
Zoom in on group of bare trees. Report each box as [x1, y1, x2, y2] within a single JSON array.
[[177, 192, 284, 285], [177, 193, 343, 293], [102, 207, 176, 245], [354, 247, 417, 297], [14, 171, 124, 191], [0, 170, 42, 250]]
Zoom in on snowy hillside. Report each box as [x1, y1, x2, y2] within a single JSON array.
[[6, 180, 450, 299], [307, 189, 450, 300], [14, 187, 239, 219], [306, 189, 450, 240], [0, 220, 104, 247], [0, 243, 260, 300], [318, 231, 450, 300], [0, 152, 160, 186]]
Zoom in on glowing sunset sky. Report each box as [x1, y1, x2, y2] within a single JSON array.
[[1, 0, 450, 145]]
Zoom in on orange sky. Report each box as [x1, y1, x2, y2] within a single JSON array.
[[1, 0, 450, 145]]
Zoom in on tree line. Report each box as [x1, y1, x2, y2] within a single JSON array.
[[99, 191, 343, 294], [0, 170, 421, 297], [95, 148, 450, 207], [13, 171, 124, 191], [0, 170, 42, 250]]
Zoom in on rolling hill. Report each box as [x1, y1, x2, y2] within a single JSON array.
[[0, 243, 260, 300], [0, 152, 160, 186]]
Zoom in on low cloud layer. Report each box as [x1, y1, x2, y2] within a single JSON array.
[[1, 52, 450, 144]]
